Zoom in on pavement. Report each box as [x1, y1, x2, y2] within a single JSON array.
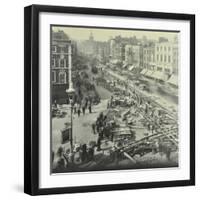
[[52, 98, 109, 154]]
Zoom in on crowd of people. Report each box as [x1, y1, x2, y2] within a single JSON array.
[[92, 112, 116, 151], [53, 142, 96, 172], [72, 96, 93, 117]]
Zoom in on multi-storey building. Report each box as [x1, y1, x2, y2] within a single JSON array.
[[110, 39, 125, 63], [124, 45, 143, 67], [140, 36, 179, 86], [52, 30, 71, 84], [96, 42, 110, 64], [155, 41, 178, 77], [109, 36, 142, 67], [143, 45, 155, 70], [124, 45, 133, 65], [51, 30, 76, 103]]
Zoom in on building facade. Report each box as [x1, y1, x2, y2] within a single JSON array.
[[96, 42, 110, 64], [125, 45, 143, 67], [110, 39, 125, 62], [51, 30, 71, 85], [51, 30, 76, 103], [155, 41, 178, 76], [143, 45, 155, 70]]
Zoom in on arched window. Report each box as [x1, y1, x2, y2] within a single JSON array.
[[59, 72, 66, 84], [59, 59, 65, 68]]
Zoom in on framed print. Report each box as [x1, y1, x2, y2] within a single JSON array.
[[24, 4, 195, 195]]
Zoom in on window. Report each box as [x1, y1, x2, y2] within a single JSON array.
[[51, 58, 56, 67], [168, 47, 171, 51], [52, 71, 56, 83], [157, 67, 162, 71], [56, 46, 61, 53], [59, 72, 66, 84], [157, 54, 159, 61], [160, 54, 163, 62], [60, 59, 65, 68], [164, 55, 167, 62], [164, 46, 167, 51], [168, 55, 171, 62], [52, 46, 57, 53], [157, 47, 159, 51]]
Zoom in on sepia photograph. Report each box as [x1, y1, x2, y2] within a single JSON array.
[[24, 5, 195, 195], [50, 25, 179, 174]]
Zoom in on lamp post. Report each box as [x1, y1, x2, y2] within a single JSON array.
[[66, 44, 75, 152]]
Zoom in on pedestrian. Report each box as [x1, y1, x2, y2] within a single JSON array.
[[110, 132, 114, 142], [107, 101, 110, 109], [88, 99, 92, 113], [56, 157, 66, 171], [85, 97, 88, 108], [154, 139, 159, 153], [80, 144, 88, 162], [99, 112, 104, 121], [82, 106, 85, 115], [152, 124, 155, 134], [88, 104, 92, 113], [147, 123, 151, 131], [99, 127, 104, 138], [97, 136, 101, 151], [73, 103, 77, 114], [96, 118, 100, 133], [68, 151, 75, 164], [114, 148, 120, 165], [77, 107, 81, 117], [166, 148, 171, 161], [92, 123, 96, 134], [57, 146, 64, 157], [54, 100, 57, 108], [110, 96, 113, 107], [88, 146, 94, 161]]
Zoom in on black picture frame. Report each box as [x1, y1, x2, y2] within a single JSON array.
[[24, 4, 195, 196]]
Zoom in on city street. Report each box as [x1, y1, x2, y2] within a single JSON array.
[[52, 85, 112, 157], [51, 27, 179, 173]]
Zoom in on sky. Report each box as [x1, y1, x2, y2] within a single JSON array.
[[52, 26, 178, 42]]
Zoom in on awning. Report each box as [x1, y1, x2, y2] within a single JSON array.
[[149, 62, 156, 66], [167, 75, 178, 86], [145, 70, 154, 78], [128, 65, 135, 71], [151, 71, 167, 81], [110, 59, 121, 64], [122, 64, 127, 68], [140, 69, 148, 75]]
